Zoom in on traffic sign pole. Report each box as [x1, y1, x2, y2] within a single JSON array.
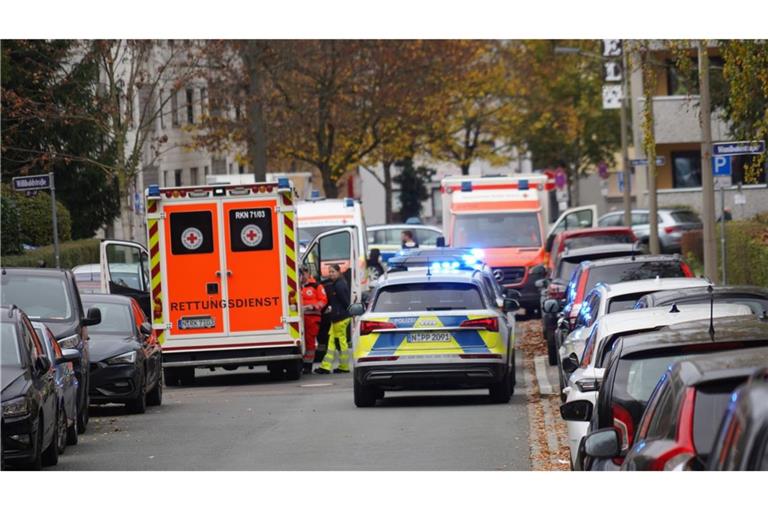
[[699, 42, 718, 284], [49, 172, 60, 269]]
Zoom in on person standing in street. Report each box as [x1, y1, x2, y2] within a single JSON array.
[[401, 230, 419, 249], [315, 264, 351, 374], [300, 266, 327, 374]]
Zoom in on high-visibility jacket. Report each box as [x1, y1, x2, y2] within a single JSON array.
[[301, 277, 328, 316]]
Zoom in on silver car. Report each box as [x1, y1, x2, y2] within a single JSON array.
[[597, 208, 702, 253]]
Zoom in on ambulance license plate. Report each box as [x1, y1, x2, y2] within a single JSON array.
[[407, 332, 451, 343], [178, 316, 216, 330]]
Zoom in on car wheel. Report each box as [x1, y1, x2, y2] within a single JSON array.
[[41, 410, 59, 467], [284, 360, 302, 381], [375, 388, 385, 400], [489, 371, 512, 404], [147, 370, 163, 406], [126, 377, 147, 414], [354, 379, 376, 407], [509, 354, 517, 395], [546, 330, 558, 366], [24, 418, 44, 470], [163, 368, 181, 387], [56, 405, 68, 455], [77, 399, 88, 434], [66, 407, 79, 446], [268, 364, 284, 380]]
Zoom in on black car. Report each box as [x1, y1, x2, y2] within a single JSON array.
[[1, 268, 101, 433], [536, 243, 642, 365], [571, 317, 768, 471], [81, 294, 163, 413], [708, 371, 768, 470], [635, 285, 768, 319], [2, 306, 77, 469]]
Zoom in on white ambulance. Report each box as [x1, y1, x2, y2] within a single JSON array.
[[97, 179, 362, 384]]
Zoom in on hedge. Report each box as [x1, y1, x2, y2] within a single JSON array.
[[1, 184, 72, 253], [1, 238, 100, 269]]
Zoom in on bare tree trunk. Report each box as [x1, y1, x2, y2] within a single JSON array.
[[383, 160, 394, 223], [460, 162, 471, 175], [243, 41, 268, 181], [321, 165, 338, 198]]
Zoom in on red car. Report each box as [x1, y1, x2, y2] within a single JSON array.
[[546, 227, 637, 274]]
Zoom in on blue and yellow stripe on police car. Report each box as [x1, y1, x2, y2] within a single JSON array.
[[354, 314, 505, 360]]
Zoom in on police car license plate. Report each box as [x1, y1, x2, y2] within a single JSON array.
[[178, 316, 216, 330], [407, 332, 451, 343]]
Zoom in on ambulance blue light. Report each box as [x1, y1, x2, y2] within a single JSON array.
[[345, 198, 354, 207], [310, 190, 321, 199], [461, 181, 472, 192], [470, 248, 484, 259], [518, 179, 529, 190], [148, 184, 160, 197], [277, 177, 290, 189]]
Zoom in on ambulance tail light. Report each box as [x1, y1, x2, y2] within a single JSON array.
[[265, 185, 274, 193], [360, 320, 397, 335], [460, 317, 499, 332], [164, 191, 173, 198]]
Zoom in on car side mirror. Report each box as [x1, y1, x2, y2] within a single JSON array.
[[35, 356, 51, 374], [57, 348, 80, 365], [562, 352, 579, 374], [560, 399, 594, 422], [436, 236, 446, 248], [503, 298, 520, 313], [140, 323, 152, 336], [543, 299, 561, 314], [348, 303, 365, 316], [583, 428, 621, 458], [82, 307, 102, 327], [529, 265, 547, 279], [557, 316, 570, 331]]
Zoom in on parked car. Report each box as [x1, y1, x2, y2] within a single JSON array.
[[620, 346, 768, 471], [1, 306, 77, 469], [708, 371, 768, 470], [81, 294, 163, 414], [598, 208, 702, 254], [554, 254, 694, 353], [571, 317, 768, 471], [545, 227, 637, 275], [537, 244, 643, 364], [367, 224, 444, 264], [32, 321, 80, 450], [1, 267, 101, 433], [635, 285, 768, 319], [559, 302, 753, 466]]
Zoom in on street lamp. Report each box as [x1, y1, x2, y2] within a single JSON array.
[[554, 45, 632, 228]]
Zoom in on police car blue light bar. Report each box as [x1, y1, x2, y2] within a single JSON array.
[[430, 261, 462, 272]]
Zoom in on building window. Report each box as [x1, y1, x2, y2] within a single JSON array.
[[163, 170, 169, 187], [204, 165, 209, 176], [671, 151, 702, 188], [200, 88, 207, 118], [171, 91, 179, 127], [191, 167, 199, 185], [228, 163, 233, 174], [186, 88, 194, 124], [666, 57, 725, 97], [238, 164, 245, 175], [159, 89, 165, 129], [174, 169, 183, 187]]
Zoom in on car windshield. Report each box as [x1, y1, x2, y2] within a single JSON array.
[[0, 274, 73, 321], [1, 323, 21, 366], [563, 234, 634, 250], [586, 261, 685, 291], [670, 211, 701, 224], [373, 282, 484, 312], [607, 292, 651, 314], [615, 354, 689, 404], [83, 302, 133, 334], [452, 212, 541, 249]]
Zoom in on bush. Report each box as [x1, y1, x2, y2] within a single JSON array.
[[0, 238, 100, 269], [1, 192, 23, 255], [722, 219, 768, 287], [1, 184, 72, 250]]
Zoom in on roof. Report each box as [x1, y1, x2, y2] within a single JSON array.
[[554, 226, 635, 241], [376, 268, 480, 286], [580, 253, 683, 269], [640, 286, 768, 307], [617, 317, 768, 357], [368, 224, 442, 232], [560, 243, 640, 260], [1, 267, 70, 277], [595, 303, 753, 341], [80, 293, 135, 305], [672, 346, 768, 386], [597, 277, 711, 299]]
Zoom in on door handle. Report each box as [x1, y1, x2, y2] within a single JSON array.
[[215, 270, 233, 278]]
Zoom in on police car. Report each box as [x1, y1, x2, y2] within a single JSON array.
[[349, 259, 520, 407]]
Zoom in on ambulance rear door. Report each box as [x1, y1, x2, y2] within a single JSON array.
[[221, 198, 285, 335], [99, 240, 151, 318], [301, 227, 360, 305], [544, 205, 598, 252]]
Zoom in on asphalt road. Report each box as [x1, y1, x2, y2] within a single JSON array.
[[48, 356, 531, 470]]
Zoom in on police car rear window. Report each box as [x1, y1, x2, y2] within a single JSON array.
[[373, 283, 484, 312]]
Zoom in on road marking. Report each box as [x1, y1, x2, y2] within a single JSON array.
[[534, 356, 556, 395], [300, 383, 334, 388]]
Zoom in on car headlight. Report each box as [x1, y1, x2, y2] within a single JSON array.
[[58, 334, 80, 350], [2, 397, 29, 418], [106, 351, 137, 365]]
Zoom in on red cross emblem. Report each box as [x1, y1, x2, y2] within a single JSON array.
[[181, 227, 204, 250], [241, 224, 263, 247]]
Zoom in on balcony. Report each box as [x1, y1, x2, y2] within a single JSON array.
[[637, 96, 731, 145]]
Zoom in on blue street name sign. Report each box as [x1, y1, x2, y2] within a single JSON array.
[[12, 174, 52, 192], [630, 156, 665, 167], [712, 140, 765, 157]]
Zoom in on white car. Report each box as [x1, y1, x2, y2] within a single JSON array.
[[560, 302, 753, 466], [367, 224, 444, 265]]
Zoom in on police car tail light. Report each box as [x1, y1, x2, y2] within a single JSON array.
[[459, 317, 498, 332], [360, 320, 396, 335]]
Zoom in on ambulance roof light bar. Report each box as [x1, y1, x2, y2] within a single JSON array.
[[148, 184, 160, 197], [345, 198, 354, 207], [277, 177, 290, 191]]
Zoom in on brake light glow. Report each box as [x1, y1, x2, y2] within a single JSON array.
[[612, 402, 635, 464], [360, 320, 397, 335], [664, 226, 682, 234], [460, 317, 499, 332]]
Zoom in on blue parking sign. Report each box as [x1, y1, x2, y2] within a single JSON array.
[[712, 156, 731, 176]]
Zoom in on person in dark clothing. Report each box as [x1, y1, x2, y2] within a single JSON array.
[[366, 248, 385, 281], [401, 230, 419, 249], [315, 264, 352, 374]]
